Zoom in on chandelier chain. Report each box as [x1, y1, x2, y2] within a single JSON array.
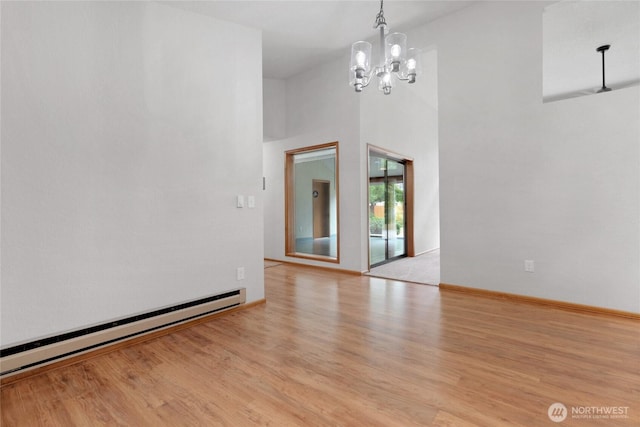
[[374, 0, 386, 29]]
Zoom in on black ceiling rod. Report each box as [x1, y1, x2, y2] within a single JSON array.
[[596, 44, 612, 93]]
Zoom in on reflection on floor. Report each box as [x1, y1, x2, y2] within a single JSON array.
[[367, 249, 440, 285], [295, 236, 337, 258], [370, 236, 405, 266]]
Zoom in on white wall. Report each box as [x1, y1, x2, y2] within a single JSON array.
[[1, 1, 264, 346], [360, 49, 440, 255], [417, 1, 639, 312], [263, 58, 364, 271], [263, 78, 286, 141]]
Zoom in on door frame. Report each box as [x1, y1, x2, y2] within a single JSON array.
[[367, 145, 415, 269]]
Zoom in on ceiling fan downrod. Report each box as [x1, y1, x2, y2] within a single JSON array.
[[596, 44, 612, 93]]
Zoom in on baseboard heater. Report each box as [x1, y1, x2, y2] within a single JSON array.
[[0, 288, 246, 378]]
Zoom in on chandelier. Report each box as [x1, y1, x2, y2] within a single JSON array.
[[349, 0, 421, 95]]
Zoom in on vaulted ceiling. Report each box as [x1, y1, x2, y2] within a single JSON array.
[[165, 1, 474, 79]]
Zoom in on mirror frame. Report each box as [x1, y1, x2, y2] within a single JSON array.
[[285, 141, 340, 263]]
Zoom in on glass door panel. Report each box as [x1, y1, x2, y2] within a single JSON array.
[[369, 153, 406, 267]]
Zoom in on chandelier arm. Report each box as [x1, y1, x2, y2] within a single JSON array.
[[394, 70, 410, 81], [361, 69, 377, 88]]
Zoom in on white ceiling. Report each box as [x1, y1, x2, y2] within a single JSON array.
[[165, 1, 474, 79], [543, 0, 640, 101]]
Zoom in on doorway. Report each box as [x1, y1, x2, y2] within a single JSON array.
[[368, 148, 414, 268], [312, 180, 331, 238]]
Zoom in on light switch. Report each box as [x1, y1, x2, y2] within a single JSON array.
[[248, 195, 255, 208], [236, 195, 244, 208]]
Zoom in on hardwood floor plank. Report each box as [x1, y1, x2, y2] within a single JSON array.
[[432, 410, 479, 427], [2, 263, 639, 426]]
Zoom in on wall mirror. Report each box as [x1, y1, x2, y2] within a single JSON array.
[[285, 142, 339, 262]]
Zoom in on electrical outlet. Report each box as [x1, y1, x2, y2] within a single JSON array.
[[524, 260, 535, 273], [236, 267, 245, 280]]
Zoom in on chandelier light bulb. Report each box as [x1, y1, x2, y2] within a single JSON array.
[[378, 71, 393, 95], [390, 44, 402, 59], [385, 33, 407, 72], [355, 51, 367, 68], [403, 48, 421, 83], [350, 41, 372, 90]]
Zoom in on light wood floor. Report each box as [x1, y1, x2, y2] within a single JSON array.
[[2, 263, 639, 426]]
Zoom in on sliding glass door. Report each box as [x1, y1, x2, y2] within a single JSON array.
[[369, 152, 406, 267]]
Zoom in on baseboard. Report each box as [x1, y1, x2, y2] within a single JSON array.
[[439, 283, 640, 320], [413, 247, 440, 257], [0, 296, 265, 386]]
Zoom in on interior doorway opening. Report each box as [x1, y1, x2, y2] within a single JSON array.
[[312, 180, 331, 238], [368, 147, 414, 268]]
